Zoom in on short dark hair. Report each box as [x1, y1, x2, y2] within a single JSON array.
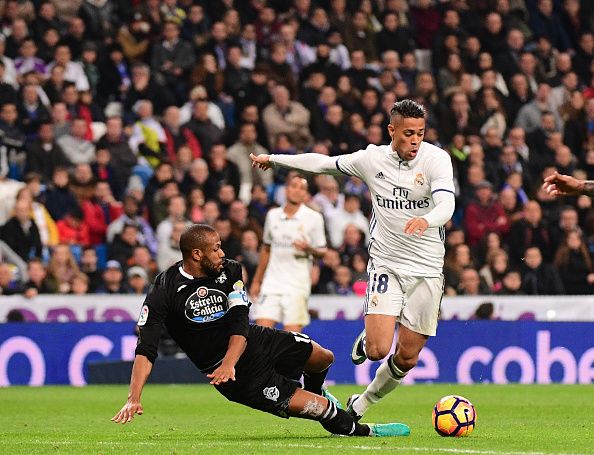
[[390, 99, 425, 121], [179, 224, 217, 260]]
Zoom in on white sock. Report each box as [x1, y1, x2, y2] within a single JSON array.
[[353, 356, 408, 416]]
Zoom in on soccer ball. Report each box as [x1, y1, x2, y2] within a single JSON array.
[[432, 395, 477, 437]]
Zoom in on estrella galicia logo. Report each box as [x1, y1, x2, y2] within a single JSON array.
[[263, 386, 279, 402], [185, 286, 229, 323]]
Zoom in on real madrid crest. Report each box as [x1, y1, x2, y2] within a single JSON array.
[[414, 173, 425, 186]]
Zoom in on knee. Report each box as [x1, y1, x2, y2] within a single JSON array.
[[321, 348, 335, 368], [393, 352, 418, 371], [365, 343, 391, 362]]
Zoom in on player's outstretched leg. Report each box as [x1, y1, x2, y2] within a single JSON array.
[[288, 388, 409, 437], [348, 324, 427, 422], [303, 341, 342, 408]]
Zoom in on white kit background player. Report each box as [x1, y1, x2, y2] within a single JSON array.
[[249, 174, 327, 332], [251, 99, 455, 422]]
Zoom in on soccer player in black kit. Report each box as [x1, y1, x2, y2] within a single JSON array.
[[112, 224, 409, 437]]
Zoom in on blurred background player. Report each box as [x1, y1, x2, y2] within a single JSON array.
[[249, 174, 327, 332]]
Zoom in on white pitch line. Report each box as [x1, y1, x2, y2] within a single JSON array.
[[23, 440, 590, 455]]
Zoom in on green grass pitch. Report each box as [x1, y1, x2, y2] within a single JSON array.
[[1, 384, 593, 454]]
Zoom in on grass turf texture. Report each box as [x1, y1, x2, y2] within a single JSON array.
[[1, 384, 592, 454]]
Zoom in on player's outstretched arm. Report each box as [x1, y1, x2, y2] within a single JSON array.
[[250, 152, 344, 176], [111, 354, 153, 424], [543, 171, 593, 197]]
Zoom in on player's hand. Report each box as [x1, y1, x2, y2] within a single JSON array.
[[542, 172, 583, 197], [207, 363, 236, 385], [250, 153, 272, 170], [293, 239, 311, 253], [249, 281, 261, 300], [404, 217, 429, 237], [111, 400, 143, 424]]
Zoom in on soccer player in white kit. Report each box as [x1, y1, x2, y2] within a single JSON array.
[[251, 100, 456, 422], [249, 174, 327, 332]]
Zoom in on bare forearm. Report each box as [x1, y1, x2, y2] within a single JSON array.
[[222, 335, 247, 367], [252, 246, 270, 285], [128, 355, 153, 401]]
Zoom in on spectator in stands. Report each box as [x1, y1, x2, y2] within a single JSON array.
[[262, 85, 313, 152], [47, 44, 89, 91], [554, 229, 594, 295], [464, 180, 510, 247], [207, 144, 241, 198], [161, 106, 201, 164], [496, 269, 524, 295], [326, 193, 369, 249], [57, 117, 95, 165], [479, 249, 509, 294], [128, 99, 166, 169], [326, 264, 354, 295], [81, 181, 123, 245], [108, 222, 141, 268], [78, 246, 100, 292], [107, 195, 157, 256], [56, 206, 90, 246], [238, 229, 259, 286], [183, 98, 224, 157], [444, 243, 474, 295], [214, 217, 241, 260], [156, 194, 190, 248], [126, 266, 149, 294], [313, 248, 342, 295], [129, 245, 157, 283], [457, 267, 490, 296], [96, 259, 126, 294], [1, 197, 42, 261], [508, 200, 554, 265], [151, 21, 195, 100], [551, 205, 579, 251], [116, 12, 151, 64], [70, 271, 89, 295], [123, 63, 175, 116], [228, 199, 263, 242], [43, 167, 78, 221], [227, 123, 271, 203], [521, 246, 564, 295], [0, 102, 26, 180], [22, 257, 54, 296], [157, 219, 184, 272], [25, 122, 68, 183], [95, 116, 137, 190], [47, 243, 79, 293], [0, 261, 22, 295]]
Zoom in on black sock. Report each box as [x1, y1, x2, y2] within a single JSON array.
[[319, 401, 371, 436], [303, 367, 329, 395]]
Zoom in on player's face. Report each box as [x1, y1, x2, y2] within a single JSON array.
[[388, 116, 425, 160], [199, 234, 225, 277], [285, 177, 308, 205]]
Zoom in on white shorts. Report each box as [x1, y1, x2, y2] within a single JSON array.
[[364, 268, 444, 336], [251, 292, 311, 327]]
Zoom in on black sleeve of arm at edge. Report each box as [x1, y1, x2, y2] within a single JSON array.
[[226, 304, 249, 339], [135, 274, 169, 364]]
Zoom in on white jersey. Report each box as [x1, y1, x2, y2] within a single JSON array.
[[336, 141, 455, 276], [261, 204, 327, 294]]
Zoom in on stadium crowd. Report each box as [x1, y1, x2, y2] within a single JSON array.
[[1, 0, 594, 300]]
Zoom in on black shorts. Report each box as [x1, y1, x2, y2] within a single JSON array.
[[214, 325, 313, 418]]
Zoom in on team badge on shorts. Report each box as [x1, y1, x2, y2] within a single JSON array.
[[263, 386, 280, 402], [414, 173, 425, 186]]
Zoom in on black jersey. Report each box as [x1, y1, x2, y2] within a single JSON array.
[[135, 259, 250, 372]]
